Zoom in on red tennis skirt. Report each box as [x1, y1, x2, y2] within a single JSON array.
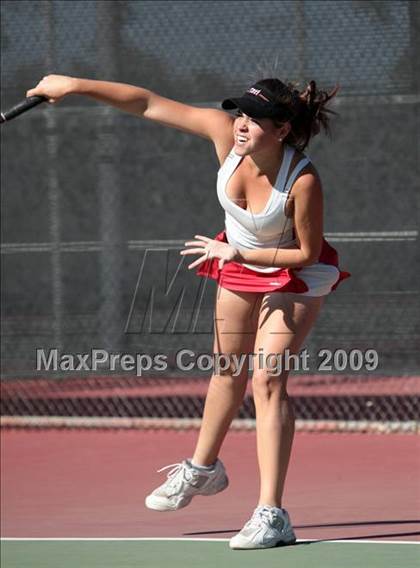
[[196, 230, 351, 294]]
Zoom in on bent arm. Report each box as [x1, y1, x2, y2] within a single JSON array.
[[234, 172, 324, 268]]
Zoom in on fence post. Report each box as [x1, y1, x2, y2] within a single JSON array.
[[95, 2, 124, 355], [44, 0, 62, 355]]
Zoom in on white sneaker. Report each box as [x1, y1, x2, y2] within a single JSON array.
[[145, 459, 229, 511], [229, 505, 296, 549]]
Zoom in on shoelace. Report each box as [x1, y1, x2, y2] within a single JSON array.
[[246, 506, 281, 529], [156, 462, 199, 492]]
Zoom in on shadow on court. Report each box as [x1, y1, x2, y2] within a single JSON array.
[[184, 518, 420, 536]]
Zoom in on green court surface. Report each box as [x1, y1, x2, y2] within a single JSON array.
[[1, 539, 419, 568]]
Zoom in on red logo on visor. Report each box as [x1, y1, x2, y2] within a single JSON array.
[[247, 87, 270, 102]]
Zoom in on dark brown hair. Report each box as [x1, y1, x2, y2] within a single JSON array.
[[259, 78, 339, 151]]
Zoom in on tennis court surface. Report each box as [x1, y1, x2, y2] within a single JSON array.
[[2, 429, 419, 567]]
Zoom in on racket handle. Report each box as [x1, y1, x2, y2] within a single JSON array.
[[0, 95, 48, 124]]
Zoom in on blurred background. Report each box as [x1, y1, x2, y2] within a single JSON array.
[[1, 0, 419, 430]]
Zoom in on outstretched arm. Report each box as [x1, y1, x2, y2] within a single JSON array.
[[27, 75, 234, 162]]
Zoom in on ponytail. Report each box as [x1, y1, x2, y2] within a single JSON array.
[[257, 78, 339, 151], [295, 81, 339, 150]]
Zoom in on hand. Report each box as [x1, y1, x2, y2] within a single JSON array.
[[180, 234, 238, 270], [26, 74, 77, 104]]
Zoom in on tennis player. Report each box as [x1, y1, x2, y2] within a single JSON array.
[[27, 75, 350, 550]]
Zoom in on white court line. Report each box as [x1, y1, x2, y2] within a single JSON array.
[[1, 537, 419, 545]]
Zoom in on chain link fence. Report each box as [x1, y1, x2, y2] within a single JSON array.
[[1, 0, 419, 430]]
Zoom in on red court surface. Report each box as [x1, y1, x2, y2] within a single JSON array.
[[1, 429, 419, 541]]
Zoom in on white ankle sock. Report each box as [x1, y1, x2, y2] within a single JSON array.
[[190, 459, 216, 471]]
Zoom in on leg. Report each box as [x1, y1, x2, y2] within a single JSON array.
[[146, 286, 262, 512], [192, 286, 262, 465], [252, 292, 324, 507]]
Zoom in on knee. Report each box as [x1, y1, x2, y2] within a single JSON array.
[[211, 363, 248, 390], [252, 368, 289, 401]]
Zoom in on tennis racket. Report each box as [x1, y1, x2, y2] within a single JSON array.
[[0, 95, 48, 124]]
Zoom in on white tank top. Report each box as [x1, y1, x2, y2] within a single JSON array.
[[217, 145, 310, 272]]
